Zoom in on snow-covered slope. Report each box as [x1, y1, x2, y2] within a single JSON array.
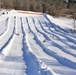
[[0, 10, 76, 75]]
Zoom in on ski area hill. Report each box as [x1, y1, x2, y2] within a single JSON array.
[[0, 10, 76, 75]]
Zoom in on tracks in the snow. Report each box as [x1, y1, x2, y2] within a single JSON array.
[[0, 16, 54, 75], [0, 14, 76, 75], [24, 16, 76, 69]]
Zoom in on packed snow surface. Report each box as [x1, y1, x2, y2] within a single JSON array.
[[0, 10, 76, 75]]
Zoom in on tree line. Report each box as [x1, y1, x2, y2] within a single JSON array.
[[0, 0, 76, 16]]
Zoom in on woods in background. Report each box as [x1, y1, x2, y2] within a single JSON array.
[[0, 0, 76, 16]]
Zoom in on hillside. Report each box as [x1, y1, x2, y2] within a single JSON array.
[[0, 10, 76, 75]]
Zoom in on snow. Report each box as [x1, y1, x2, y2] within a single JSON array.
[[0, 10, 76, 75]]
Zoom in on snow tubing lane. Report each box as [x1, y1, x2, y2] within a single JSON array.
[[0, 17, 16, 52], [0, 18, 9, 36]]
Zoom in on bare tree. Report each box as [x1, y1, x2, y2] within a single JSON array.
[[1, 0, 8, 9], [13, 0, 20, 9]]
